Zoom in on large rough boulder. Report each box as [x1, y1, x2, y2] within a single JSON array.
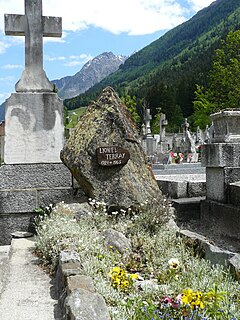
[[61, 87, 163, 211]]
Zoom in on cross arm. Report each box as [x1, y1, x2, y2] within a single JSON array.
[[4, 14, 62, 37], [5, 14, 25, 36], [43, 16, 62, 37]]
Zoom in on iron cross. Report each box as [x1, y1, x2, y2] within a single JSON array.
[[4, 0, 62, 92]]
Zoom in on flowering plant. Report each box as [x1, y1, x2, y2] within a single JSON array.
[[108, 266, 138, 291], [169, 151, 184, 163], [34, 201, 240, 320]]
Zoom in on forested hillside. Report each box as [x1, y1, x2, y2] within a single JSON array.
[[65, 0, 240, 131]]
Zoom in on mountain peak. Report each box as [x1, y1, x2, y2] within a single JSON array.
[[53, 52, 127, 100]]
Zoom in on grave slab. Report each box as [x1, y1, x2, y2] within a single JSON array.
[[202, 143, 240, 167], [206, 167, 240, 202], [156, 173, 206, 198], [201, 199, 240, 240], [172, 197, 204, 221]]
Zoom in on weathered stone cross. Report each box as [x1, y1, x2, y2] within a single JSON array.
[[4, 0, 62, 92], [145, 109, 152, 135]]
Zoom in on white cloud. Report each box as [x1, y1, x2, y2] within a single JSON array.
[[2, 64, 23, 69], [0, 0, 214, 36], [0, 40, 10, 54], [187, 0, 214, 12], [64, 53, 93, 67], [44, 55, 66, 62], [0, 92, 11, 104], [0, 33, 24, 55], [69, 54, 93, 61], [0, 75, 15, 81], [64, 61, 84, 67]]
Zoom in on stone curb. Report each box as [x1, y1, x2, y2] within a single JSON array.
[[56, 250, 110, 320], [178, 229, 240, 280]]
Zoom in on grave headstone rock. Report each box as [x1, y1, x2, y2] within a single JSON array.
[[61, 87, 165, 211]]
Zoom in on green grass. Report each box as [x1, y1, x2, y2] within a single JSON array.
[[66, 107, 87, 128]]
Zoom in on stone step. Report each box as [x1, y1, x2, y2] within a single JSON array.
[[156, 174, 206, 199], [152, 163, 205, 176], [154, 167, 206, 175], [171, 197, 205, 221], [152, 163, 203, 170]]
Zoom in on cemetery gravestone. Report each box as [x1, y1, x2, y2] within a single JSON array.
[[159, 114, 169, 153], [4, 0, 64, 163], [0, 0, 78, 245], [201, 109, 240, 239], [61, 87, 165, 212], [141, 108, 156, 161]]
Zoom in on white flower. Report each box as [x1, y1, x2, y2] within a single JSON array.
[[168, 258, 180, 270]]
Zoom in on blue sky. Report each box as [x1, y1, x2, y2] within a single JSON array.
[[0, 0, 214, 104]]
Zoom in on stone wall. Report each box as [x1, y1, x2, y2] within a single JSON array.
[[0, 163, 84, 245], [56, 250, 110, 320]]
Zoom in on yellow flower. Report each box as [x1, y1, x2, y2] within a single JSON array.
[[129, 273, 139, 280], [109, 266, 135, 291], [182, 288, 193, 304], [121, 280, 129, 288], [111, 266, 121, 273], [182, 288, 204, 310]]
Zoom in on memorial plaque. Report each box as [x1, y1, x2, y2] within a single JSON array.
[[96, 146, 130, 166]]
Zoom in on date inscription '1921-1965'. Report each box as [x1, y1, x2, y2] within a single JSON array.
[[96, 146, 130, 166]]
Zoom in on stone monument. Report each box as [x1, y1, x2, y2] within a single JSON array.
[[4, 0, 64, 163], [141, 108, 156, 161], [0, 0, 79, 245], [158, 113, 169, 154], [61, 87, 165, 213], [201, 109, 240, 240]]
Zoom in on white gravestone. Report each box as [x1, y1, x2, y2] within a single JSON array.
[[4, 0, 64, 164]]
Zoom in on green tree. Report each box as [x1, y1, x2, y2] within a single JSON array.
[[193, 30, 240, 128], [121, 95, 141, 126], [192, 85, 214, 128], [151, 108, 161, 134]]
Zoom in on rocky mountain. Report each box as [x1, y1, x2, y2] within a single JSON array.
[[53, 52, 127, 99], [65, 0, 240, 130]]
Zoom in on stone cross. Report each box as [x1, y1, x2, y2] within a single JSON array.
[[159, 113, 168, 142], [145, 109, 152, 135], [4, 0, 62, 92], [182, 118, 190, 135]]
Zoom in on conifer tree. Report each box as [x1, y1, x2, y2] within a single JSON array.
[[193, 30, 240, 128]]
